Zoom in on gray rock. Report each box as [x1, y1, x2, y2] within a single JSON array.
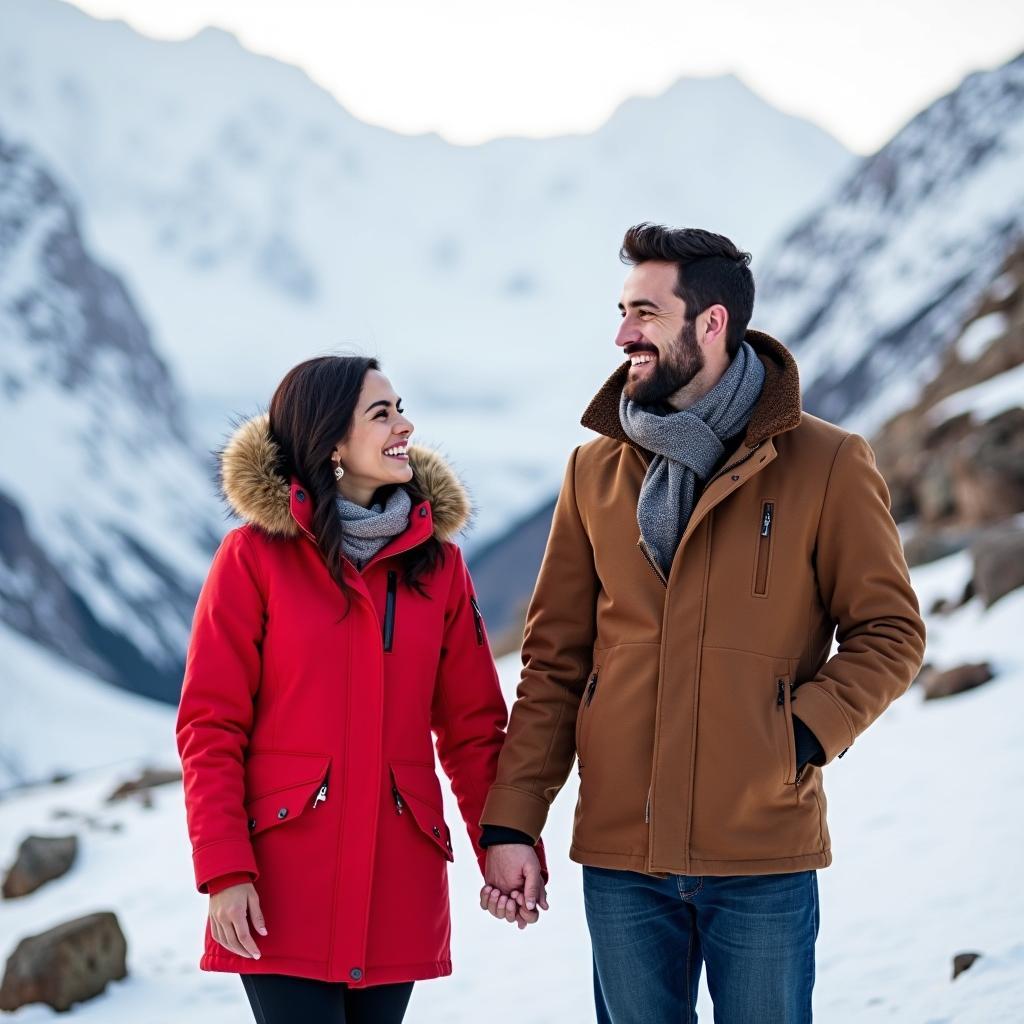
[[106, 767, 182, 803], [971, 527, 1024, 607], [2, 835, 78, 899], [952, 951, 982, 980], [922, 662, 994, 701], [901, 527, 976, 568], [0, 911, 127, 1012]]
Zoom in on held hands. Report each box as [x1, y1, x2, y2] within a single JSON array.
[[480, 844, 549, 930], [209, 882, 267, 959]]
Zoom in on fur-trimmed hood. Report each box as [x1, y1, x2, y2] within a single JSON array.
[[218, 413, 472, 542]]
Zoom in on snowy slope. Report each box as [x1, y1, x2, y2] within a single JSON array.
[[756, 51, 1024, 436], [0, 0, 852, 538], [0, 131, 222, 702], [1, 555, 1022, 1021], [0, 624, 176, 790]]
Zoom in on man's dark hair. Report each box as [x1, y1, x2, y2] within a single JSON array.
[[620, 223, 755, 357]]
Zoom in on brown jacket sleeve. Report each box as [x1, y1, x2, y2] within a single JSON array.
[[480, 447, 598, 840], [793, 433, 926, 763]]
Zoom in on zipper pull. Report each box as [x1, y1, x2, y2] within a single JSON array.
[[584, 672, 599, 706], [644, 789, 651, 824], [313, 783, 328, 808], [392, 784, 405, 815], [777, 679, 786, 707], [761, 504, 773, 537]]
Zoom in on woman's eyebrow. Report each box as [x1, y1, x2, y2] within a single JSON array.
[[363, 397, 401, 414]]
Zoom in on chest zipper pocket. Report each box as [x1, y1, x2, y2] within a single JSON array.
[[753, 501, 775, 598], [383, 571, 397, 652], [469, 595, 485, 646]]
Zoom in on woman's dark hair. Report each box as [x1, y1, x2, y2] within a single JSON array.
[[268, 355, 443, 601], [620, 222, 755, 357]]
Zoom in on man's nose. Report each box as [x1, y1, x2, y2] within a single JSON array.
[[615, 320, 642, 348]]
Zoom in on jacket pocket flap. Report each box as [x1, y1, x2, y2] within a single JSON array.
[[390, 761, 453, 861], [244, 751, 331, 836]]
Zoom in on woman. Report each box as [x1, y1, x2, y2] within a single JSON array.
[[176, 356, 541, 1024]]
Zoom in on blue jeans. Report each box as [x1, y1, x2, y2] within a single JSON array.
[[583, 866, 818, 1024]]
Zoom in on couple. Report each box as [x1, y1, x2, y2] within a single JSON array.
[[176, 223, 926, 1024]]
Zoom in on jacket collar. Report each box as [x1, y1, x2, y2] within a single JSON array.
[[580, 329, 803, 451], [218, 413, 472, 543]]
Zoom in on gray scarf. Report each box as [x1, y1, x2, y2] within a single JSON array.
[[335, 486, 413, 569], [619, 340, 766, 576]]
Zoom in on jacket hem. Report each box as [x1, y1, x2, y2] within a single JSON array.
[[200, 951, 452, 985], [570, 843, 832, 876]]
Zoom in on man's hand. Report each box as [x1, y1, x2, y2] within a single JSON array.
[[481, 844, 549, 929], [209, 882, 266, 958]]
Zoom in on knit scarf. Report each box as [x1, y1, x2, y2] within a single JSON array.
[[335, 486, 413, 569], [618, 340, 765, 576]]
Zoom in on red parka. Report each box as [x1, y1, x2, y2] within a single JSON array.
[[176, 414, 515, 986]]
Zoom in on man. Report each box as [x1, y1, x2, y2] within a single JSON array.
[[476, 223, 926, 1022]]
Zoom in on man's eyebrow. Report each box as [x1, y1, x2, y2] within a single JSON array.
[[617, 299, 660, 311]]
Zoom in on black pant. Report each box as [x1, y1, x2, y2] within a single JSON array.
[[241, 973, 414, 1024]]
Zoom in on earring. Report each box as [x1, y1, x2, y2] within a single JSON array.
[[334, 463, 345, 480]]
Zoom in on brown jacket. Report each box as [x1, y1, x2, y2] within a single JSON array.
[[481, 331, 926, 875]]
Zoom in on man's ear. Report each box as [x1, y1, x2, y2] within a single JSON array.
[[701, 304, 730, 349]]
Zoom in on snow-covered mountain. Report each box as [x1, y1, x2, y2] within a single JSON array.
[[471, 49, 1024, 637], [0, 0, 853, 538], [0, 131, 222, 705], [756, 51, 1024, 434]]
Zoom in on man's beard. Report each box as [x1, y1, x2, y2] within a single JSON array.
[[624, 319, 703, 405]]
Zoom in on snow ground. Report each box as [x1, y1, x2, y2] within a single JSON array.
[[1, 552, 1022, 1022]]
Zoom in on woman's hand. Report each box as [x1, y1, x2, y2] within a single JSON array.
[[209, 882, 267, 958], [479, 885, 543, 930]]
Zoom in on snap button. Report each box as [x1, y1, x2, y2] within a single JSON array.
[[296, 490, 306, 502], [349, 967, 363, 981], [419, 507, 428, 518], [277, 807, 288, 819], [248, 817, 256, 830]]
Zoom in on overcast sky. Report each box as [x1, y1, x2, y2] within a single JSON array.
[[69, 0, 1023, 153]]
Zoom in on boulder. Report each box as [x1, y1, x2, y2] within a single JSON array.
[[0, 911, 127, 1013], [106, 767, 182, 803], [922, 662, 994, 701], [971, 526, 1024, 607], [2, 835, 78, 899], [952, 951, 982, 980], [901, 527, 976, 568]]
